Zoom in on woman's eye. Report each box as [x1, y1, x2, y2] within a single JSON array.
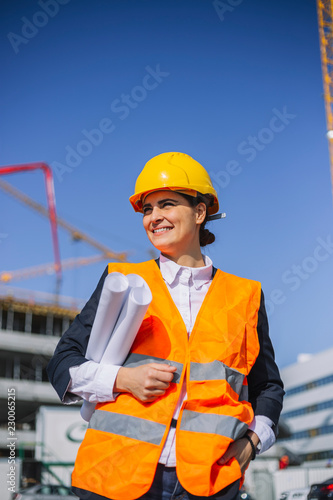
[[143, 202, 175, 214], [143, 207, 152, 215]]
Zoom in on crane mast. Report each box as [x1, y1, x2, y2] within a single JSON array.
[[317, 0, 333, 195]]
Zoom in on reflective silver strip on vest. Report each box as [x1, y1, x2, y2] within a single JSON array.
[[190, 360, 246, 397], [180, 409, 248, 440], [123, 353, 183, 383], [89, 410, 166, 446]]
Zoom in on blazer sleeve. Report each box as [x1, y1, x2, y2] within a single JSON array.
[[247, 290, 285, 428], [46, 266, 108, 402]]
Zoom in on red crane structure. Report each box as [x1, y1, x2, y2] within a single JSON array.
[[0, 163, 62, 290], [0, 162, 128, 296]]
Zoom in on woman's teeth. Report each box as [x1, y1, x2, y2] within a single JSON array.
[[153, 227, 172, 233]]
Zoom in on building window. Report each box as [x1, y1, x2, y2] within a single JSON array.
[[0, 351, 51, 382], [31, 314, 47, 335], [301, 450, 333, 461], [285, 374, 333, 397], [13, 311, 26, 332], [0, 308, 7, 329], [285, 424, 333, 441], [0, 355, 13, 378], [53, 316, 63, 336], [282, 399, 333, 419]]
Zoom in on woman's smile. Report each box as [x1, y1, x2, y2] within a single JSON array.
[[152, 226, 173, 234]]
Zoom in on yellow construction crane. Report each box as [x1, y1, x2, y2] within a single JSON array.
[[0, 177, 128, 284], [317, 0, 333, 195], [0, 255, 108, 283]]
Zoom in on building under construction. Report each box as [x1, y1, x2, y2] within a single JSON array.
[[0, 288, 78, 461]]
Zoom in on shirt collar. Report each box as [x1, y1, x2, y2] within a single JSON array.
[[159, 253, 213, 290]]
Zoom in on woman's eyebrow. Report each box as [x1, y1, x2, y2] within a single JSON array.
[[142, 202, 152, 210], [142, 198, 178, 210], [157, 198, 179, 205]]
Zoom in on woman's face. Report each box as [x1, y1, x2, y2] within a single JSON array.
[[142, 190, 206, 258]]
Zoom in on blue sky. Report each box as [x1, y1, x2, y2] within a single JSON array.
[[1, 0, 332, 368]]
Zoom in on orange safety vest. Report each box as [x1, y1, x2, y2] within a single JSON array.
[[72, 260, 261, 499]]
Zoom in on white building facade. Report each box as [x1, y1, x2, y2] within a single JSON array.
[[278, 346, 333, 465]]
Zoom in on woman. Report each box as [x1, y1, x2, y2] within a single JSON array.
[[47, 152, 284, 500]]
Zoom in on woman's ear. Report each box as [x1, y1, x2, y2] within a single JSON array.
[[195, 202, 207, 224]]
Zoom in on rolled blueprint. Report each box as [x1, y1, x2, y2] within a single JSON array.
[[100, 277, 152, 365], [80, 273, 152, 421], [85, 272, 129, 363]]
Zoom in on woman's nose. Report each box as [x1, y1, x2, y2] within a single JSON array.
[[151, 206, 164, 223]]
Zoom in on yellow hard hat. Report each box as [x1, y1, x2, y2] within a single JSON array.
[[129, 152, 219, 215]]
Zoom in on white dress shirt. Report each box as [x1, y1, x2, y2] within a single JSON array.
[[68, 254, 275, 464]]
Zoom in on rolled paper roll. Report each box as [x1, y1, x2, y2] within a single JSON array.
[[100, 280, 152, 365], [85, 272, 129, 363], [81, 272, 129, 421], [81, 273, 152, 422]]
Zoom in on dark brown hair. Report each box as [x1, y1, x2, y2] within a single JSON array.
[[180, 193, 215, 247]]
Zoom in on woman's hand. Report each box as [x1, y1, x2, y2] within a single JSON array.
[[114, 363, 177, 402], [217, 431, 259, 474]]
